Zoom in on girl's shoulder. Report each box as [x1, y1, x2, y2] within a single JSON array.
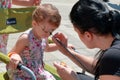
[[19, 29, 32, 40], [17, 32, 29, 46]]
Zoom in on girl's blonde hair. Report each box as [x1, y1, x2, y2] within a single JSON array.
[[32, 4, 61, 27]]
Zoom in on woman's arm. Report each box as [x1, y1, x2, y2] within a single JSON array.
[[62, 48, 95, 73], [52, 33, 95, 73], [100, 75, 120, 80]]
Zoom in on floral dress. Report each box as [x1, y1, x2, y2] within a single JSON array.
[[0, 0, 11, 54], [7, 30, 56, 80]]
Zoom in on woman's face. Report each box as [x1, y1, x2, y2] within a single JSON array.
[[74, 27, 95, 49]]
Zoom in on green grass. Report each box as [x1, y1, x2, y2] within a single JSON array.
[[45, 64, 61, 80]]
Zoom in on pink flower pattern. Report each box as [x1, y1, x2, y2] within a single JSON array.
[[8, 30, 56, 80]]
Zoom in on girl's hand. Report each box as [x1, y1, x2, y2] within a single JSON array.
[[8, 54, 22, 70], [53, 62, 78, 80]]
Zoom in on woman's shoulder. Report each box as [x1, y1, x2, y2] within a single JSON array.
[[102, 46, 120, 63], [109, 39, 120, 49], [98, 46, 120, 77], [104, 48, 120, 58], [102, 39, 120, 61]]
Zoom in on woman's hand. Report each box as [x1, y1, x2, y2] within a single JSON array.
[[52, 33, 69, 55], [52, 32, 68, 47], [53, 62, 78, 80], [52, 32, 75, 56]]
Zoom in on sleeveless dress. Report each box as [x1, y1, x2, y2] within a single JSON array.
[[7, 30, 56, 80], [0, 0, 11, 54]]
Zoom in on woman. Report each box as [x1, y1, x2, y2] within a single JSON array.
[[52, 0, 120, 80]]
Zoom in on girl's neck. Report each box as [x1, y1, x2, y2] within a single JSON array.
[[32, 29, 42, 40]]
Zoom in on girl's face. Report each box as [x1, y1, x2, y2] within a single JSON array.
[[32, 20, 57, 39], [74, 27, 96, 49]]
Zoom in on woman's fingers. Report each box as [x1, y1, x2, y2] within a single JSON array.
[[52, 32, 68, 47], [53, 62, 77, 80], [53, 62, 66, 70]]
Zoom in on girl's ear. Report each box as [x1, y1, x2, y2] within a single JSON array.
[[32, 20, 37, 27]]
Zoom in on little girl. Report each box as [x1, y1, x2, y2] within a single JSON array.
[[7, 4, 61, 80]]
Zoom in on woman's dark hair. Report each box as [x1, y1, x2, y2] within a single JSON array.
[[70, 0, 120, 37], [103, 0, 109, 2]]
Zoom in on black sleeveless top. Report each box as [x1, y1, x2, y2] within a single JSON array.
[[95, 39, 120, 79]]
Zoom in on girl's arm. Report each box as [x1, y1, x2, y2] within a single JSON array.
[[7, 34, 29, 69], [45, 40, 74, 52], [10, 34, 29, 53]]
